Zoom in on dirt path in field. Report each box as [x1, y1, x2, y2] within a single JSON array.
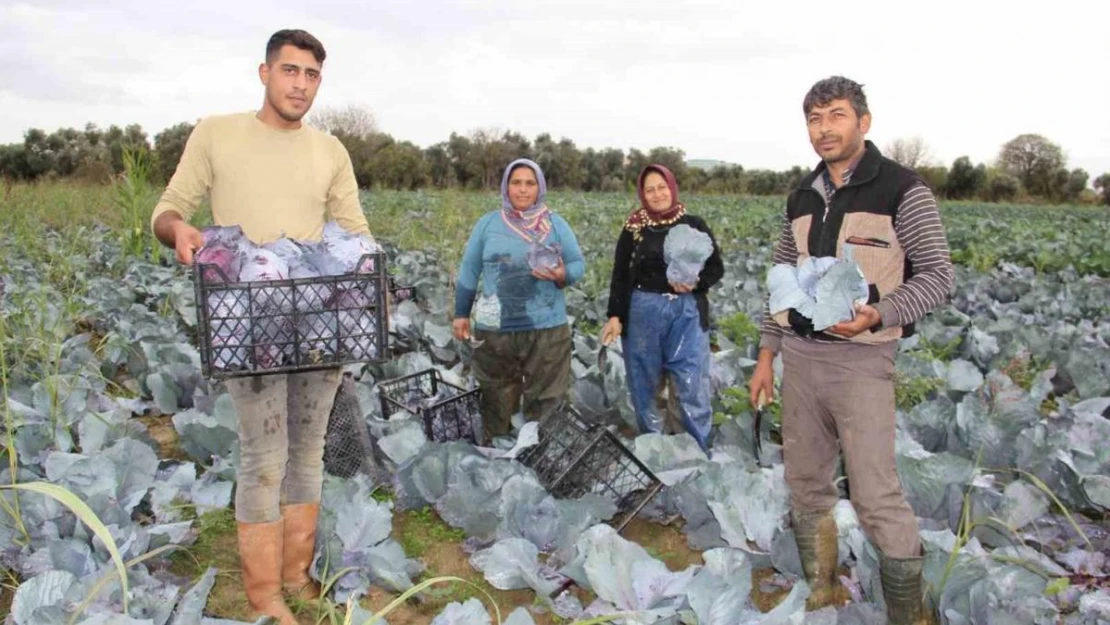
[[151, 421, 798, 625], [0, 584, 12, 621], [135, 412, 191, 462], [621, 517, 796, 612], [359, 508, 573, 624], [169, 504, 801, 623], [356, 513, 797, 623]]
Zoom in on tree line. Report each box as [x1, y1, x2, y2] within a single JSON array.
[[885, 135, 1104, 205], [2, 104, 1107, 206]]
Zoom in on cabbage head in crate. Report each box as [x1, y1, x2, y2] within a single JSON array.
[[206, 293, 250, 370], [240, 248, 291, 312], [298, 311, 337, 363], [323, 221, 381, 273], [198, 226, 251, 370], [265, 236, 307, 267], [196, 225, 248, 282], [239, 249, 293, 368], [329, 286, 377, 360]]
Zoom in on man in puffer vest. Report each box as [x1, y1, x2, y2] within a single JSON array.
[[749, 76, 954, 625]]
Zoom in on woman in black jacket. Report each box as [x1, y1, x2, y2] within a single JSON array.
[[601, 164, 724, 451]]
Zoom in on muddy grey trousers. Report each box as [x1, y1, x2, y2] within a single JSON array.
[[225, 368, 342, 523], [780, 336, 921, 558]]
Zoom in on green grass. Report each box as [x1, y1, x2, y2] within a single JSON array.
[[396, 506, 467, 558], [914, 335, 964, 362], [371, 505, 578, 624], [414, 572, 487, 607], [167, 508, 251, 620], [716, 310, 760, 349], [185, 507, 238, 547], [114, 146, 166, 265], [643, 545, 681, 564], [714, 385, 782, 429], [1, 181, 117, 232], [5, 181, 1110, 283], [370, 487, 394, 504], [895, 374, 945, 412], [1000, 353, 1052, 392]]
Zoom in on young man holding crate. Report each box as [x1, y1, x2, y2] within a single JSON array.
[[151, 29, 372, 625], [748, 76, 954, 625]]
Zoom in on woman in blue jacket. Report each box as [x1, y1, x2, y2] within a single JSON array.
[[452, 158, 586, 441]]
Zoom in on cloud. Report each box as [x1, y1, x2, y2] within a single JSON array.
[[0, 0, 1107, 178], [0, 5, 142, 102]]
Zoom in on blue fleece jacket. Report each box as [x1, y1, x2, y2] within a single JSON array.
[[454, 210, 585, 332]]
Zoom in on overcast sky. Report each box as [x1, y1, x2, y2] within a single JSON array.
[[3, 0, 1107, 179]]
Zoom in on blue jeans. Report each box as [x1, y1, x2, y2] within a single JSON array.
[[622, 290, 712, 451]]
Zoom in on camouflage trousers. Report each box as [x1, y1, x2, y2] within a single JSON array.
[[225, 368, 342, 523], [471, 324, 572, 440]]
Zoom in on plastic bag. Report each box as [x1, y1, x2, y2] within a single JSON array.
[[527, 241, 562, 272]]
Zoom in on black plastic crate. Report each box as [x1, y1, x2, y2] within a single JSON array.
[[193, 252, 389, 379], [517, 406, 663, 533], [377, 369, 483, 445], [323, 374, 379, 479]]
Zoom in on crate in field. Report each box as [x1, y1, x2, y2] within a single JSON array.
[[516, 406, 663, 533], [322, 374, 381, 479], [377, 369, 483, 445], [193, 252, 389, 379]]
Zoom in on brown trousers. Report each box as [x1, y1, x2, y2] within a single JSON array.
[[471, 324, 572, 440], [781, 336, 920, 558]]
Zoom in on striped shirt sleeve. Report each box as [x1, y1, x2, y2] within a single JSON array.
[[874, 184, 955, 329], [758, 207, 800, 353]]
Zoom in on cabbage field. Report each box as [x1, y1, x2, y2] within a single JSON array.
[[1, 184, 1109, 625]]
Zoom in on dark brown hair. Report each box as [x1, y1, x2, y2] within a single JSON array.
[[265, 29, 326, 65], [803, 76, 869, 118]]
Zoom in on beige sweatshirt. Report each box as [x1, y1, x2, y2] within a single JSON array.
[[150, 111, 372, 244]]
